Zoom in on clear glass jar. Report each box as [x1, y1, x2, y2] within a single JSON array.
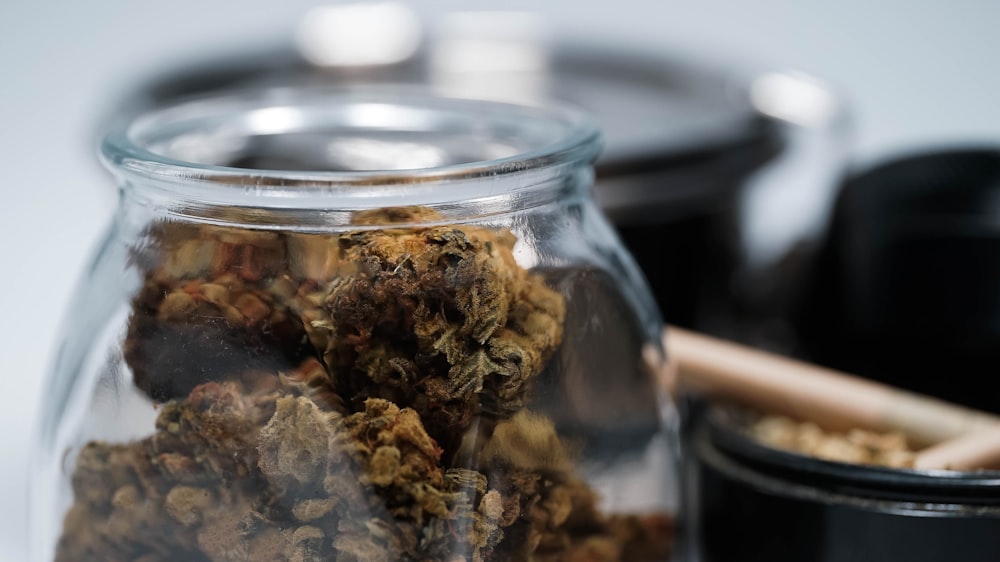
[[32, 88, 680, 562]]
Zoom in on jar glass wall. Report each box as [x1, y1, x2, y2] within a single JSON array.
[[32, 89, 680, 561]]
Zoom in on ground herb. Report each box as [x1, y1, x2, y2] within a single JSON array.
[[56, 208, 674, 561], [750, 413, 917, 468]]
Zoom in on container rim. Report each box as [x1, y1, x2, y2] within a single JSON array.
[[100, 85, 602, 208], [703, 404, 1000, 503]]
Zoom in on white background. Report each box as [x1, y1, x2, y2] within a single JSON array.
[[2, 1, 999, 559]]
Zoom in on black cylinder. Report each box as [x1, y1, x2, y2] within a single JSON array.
[[690, 406, 1000, 562]]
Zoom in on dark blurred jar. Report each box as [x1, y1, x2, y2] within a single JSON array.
[[114, 7, 850, 353], [798, 148, 1000, 413], [689, 404, 1000, 562]]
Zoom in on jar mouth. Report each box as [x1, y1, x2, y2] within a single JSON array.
[[102, 86, 602, 209]]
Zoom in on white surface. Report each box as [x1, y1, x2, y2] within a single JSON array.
[[2, 1, 1000, 559]]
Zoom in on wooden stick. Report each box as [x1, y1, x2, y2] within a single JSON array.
[[663, 325, 1000, 448], [914, 430, 1000, 470]]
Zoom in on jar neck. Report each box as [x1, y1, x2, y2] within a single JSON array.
[[104, 88, 601, 229], [116, 160, 595, 230]]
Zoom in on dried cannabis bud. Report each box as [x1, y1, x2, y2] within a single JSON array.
[[125, 226, 314, 402], [126, 209, 564, 446], [57, 208, 674, 561], [311, 208, 566, 448]]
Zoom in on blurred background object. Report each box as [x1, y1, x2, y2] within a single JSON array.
[[799, 147, 1000, 413], [4, 1, 1000, 560], [121, 10, 850, 356], [690, 400, 1000, 562]]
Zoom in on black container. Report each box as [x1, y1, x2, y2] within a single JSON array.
[[689, 405, 1000, 562], [800, 148, 1000, 413]]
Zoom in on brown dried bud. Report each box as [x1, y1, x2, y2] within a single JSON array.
[[258, 395, 336, 491], [163, 486, 212, 527], [481, 410, 573, 473], [288, 525, 325, 562], [292, 498, 339, 522]]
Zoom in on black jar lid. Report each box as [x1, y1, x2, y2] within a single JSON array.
[[121, 35, 783, 223], [797, 148, 1000, 412]]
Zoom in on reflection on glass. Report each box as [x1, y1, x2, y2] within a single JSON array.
[[296, 2, 422, 67], [325, 137, 447, 170], [749, 71, 838, 129], [429, 11, 550, 104]]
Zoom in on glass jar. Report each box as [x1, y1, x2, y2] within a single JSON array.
[[32, 88, 681, 561]]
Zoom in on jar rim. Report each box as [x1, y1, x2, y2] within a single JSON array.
[[101, 86, 602, 209]]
